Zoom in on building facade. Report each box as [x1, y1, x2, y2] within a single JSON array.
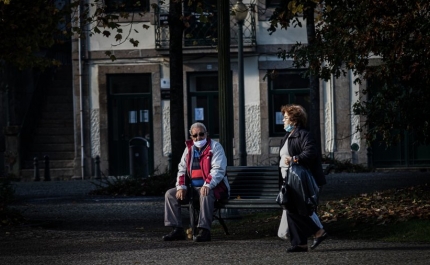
[[2, 0, 428, 180], [68, 0, 370, 178]]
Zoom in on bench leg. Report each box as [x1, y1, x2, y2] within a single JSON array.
[[213, 208, 229, 235], [189, 203, 199, 238]]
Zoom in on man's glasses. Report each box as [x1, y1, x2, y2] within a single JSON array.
[[191, 132, 206, 138]]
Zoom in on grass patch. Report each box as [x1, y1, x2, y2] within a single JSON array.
[[212, 184, 430, 243], [322, 154, 372, 173], [323, 219, 430, 243], [90, 170, 175, 197]]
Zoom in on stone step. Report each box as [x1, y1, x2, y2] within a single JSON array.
[[22, 64, 75, 182], [21, 168, 75, 181], [38, 120, 73, 127], [45, 95, 73, 103], [26, 151, 75, 160], [32, 143, 74, 152], [43, 103, 73, 112], [22, 159, 75, 169], [36, 127, 74, 135], [52, 65, 73, 78], [47, 81, 73, 92], [41, 111, 73, 120], [32, 135, 74, 144]]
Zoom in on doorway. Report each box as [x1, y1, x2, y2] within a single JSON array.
[[107, 74, 153, 176]]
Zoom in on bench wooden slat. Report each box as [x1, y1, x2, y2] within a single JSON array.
[[224, 199, 278, 204], [230, 194, 278, 197], [229, 185, 278, 189], [224, 204, 280, 209], [226, 166, 279, 206], [219, 166, 280, 210], [231, 191, 278, 194]]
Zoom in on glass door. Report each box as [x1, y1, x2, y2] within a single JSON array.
[[107, 74, 153, 176]]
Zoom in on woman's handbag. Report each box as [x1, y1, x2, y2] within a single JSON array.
[[276, 181, 288, 206], [288, 163, 320, 215], [276, 167, 289, 206]]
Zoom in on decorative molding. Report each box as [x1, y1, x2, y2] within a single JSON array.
[[90, 109, 100, 157], [162, 101, 171, 156], [246, 104, 261, 155]]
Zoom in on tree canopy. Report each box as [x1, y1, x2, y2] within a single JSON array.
[[0, 0, 64, 69], [0, 0, 148, 70], [268, 0, 430, 145]]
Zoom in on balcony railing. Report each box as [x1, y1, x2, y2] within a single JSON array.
[[154, 0, 256, 50]]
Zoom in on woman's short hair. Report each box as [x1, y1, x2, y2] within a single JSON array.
[[280, 104, 307, 127]]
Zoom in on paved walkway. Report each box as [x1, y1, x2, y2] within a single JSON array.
[[1, 171, 430, 264]]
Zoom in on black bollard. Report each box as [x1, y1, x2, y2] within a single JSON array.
[[367, 147, 373, 169], [44, 155, 51, 181], [95, 155, 101, 179], [168, 153, 172, 172], [33, 157, 40, 181]]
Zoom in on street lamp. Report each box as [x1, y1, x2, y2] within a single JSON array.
[[232, 1, 248, 166]]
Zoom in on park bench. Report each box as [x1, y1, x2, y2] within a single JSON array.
[[183, 166, 281, 236], [183, 164, 333, 237]]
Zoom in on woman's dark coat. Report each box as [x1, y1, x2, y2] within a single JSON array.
[[279, 126, 326, 187], [278, 126, 327, 215]]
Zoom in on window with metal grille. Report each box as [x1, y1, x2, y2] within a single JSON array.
[[187, 72, 220, 137], [183, 0, 218, 47], [105, 0, 149, 13], [268, 69, 310, 136]]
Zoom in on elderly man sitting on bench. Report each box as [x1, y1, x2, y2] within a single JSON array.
[[162, 122, 230, 242]]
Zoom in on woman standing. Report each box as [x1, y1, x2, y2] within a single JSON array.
[[279, 104, 328, 252]]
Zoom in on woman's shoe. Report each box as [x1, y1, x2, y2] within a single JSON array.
[[310, 232, 328, 249], [287, 246, 308, 252]]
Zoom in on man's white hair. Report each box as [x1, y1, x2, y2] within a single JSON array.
[[189, 122, 207, 134]]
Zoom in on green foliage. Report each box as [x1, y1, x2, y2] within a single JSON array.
[[268, 0, 430, 146], [0, 0, 64, 70], [0, 178, 15, 206], [0, 0, 148, 70], [322, 154, 372, 173], [268, 0, 317, 32], [90, 170, 175, 197]]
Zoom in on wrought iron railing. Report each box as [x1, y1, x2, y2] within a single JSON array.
[[154, 0, 256, 49]]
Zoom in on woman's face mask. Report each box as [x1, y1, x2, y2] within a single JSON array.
[[284, 124, 295, 132], [283, 114, 295, 132]]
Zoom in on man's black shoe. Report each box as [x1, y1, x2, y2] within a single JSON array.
[[162, 227, 186, 241], [193, 228, 211, 242]]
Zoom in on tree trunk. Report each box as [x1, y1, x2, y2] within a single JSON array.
[[305, 7, 322, 155], [217, 0, 233, 165], [169, 1, 185, 177]]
